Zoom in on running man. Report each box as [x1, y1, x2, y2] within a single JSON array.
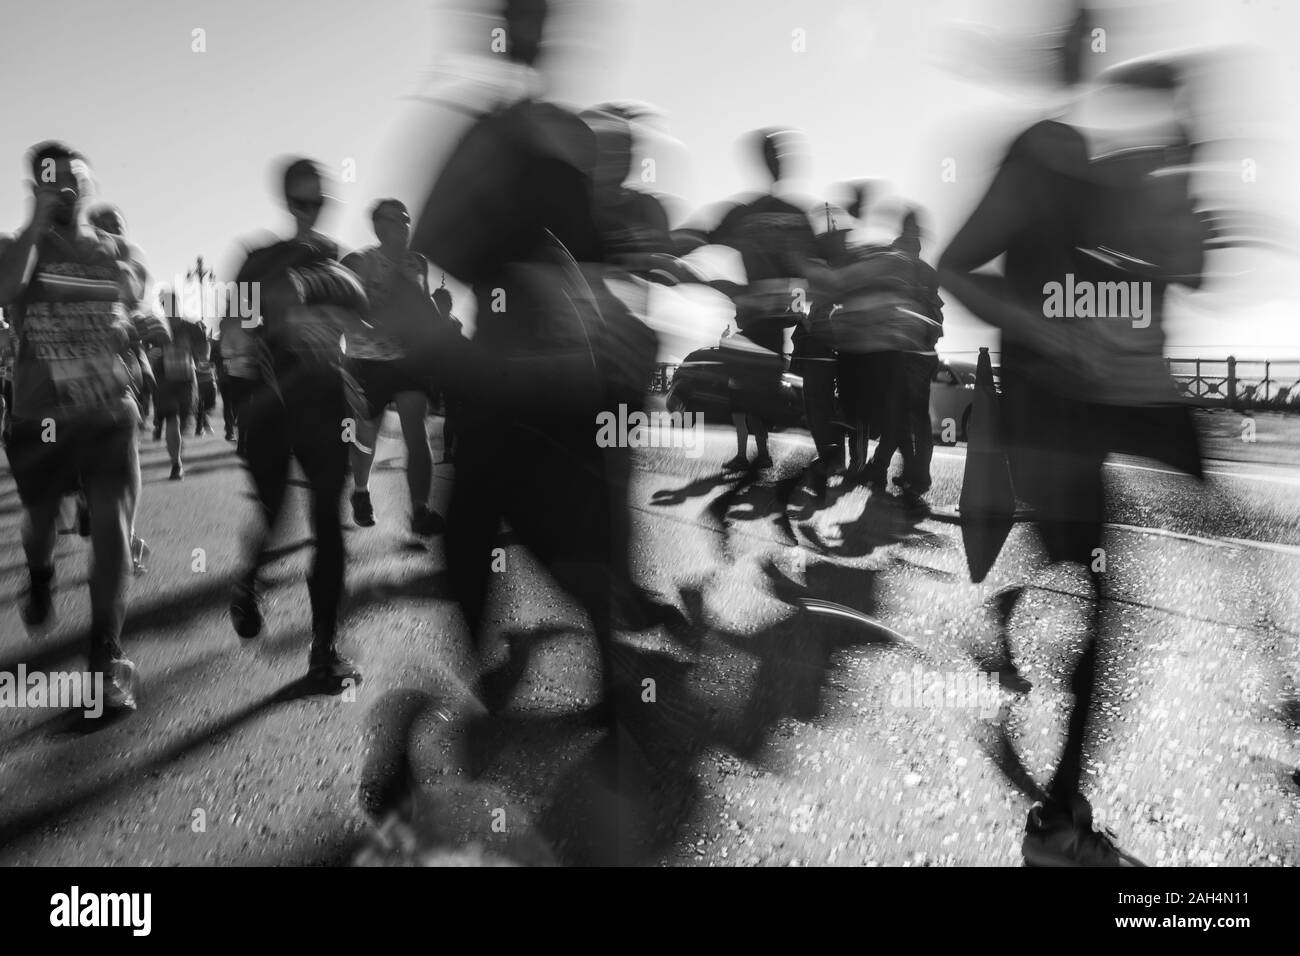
[[194, 331, 217, 437], [215, 308, 260, 454], [88, 203, 164, 572], [938, 19, 1207, 865], [341, 199, 444, 536], [152, 287, 208, 480], [230, 157, 370, 690], [701, 129, 818, 471], [0, 141, 158, 712], [860, 210, 944, 509]]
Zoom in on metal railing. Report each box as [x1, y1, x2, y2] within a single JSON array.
[[1167, 357, 1300, 410]]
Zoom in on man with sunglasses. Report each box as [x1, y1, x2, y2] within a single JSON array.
[[341, 198, 444, 536], [229, 158, 371, 691], [0, 141, 157, 713]]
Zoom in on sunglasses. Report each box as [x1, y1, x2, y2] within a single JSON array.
[[288, 196, 325, 211]]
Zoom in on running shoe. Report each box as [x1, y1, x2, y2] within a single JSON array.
[[351, 490, 375, 527], [410, 504, 445, 536], [230, 579, 263, 639], [130, 535, 150, 575], [20, 567, 55, 634], [1022, 800, 1145, 867], [308, 642, 362, 690]]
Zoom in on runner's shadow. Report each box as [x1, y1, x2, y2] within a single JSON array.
[[649, 470, 734, 507], [0, 676, 335, 850]]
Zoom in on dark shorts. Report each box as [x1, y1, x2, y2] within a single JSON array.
[[197, 379, 217, 412], [1000, 371, 1201, 565], [155, 379, 195, 420], [4, 419, 137, 505], [348, 358, 432, 420]]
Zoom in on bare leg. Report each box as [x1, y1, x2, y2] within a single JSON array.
[[395, 391, 431, 511]]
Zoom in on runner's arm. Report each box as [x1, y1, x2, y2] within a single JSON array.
[[937, 124, 1088, 363], [0, 231, 42, 306]]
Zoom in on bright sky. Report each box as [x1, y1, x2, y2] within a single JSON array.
[[0, 0, 1296, 360]]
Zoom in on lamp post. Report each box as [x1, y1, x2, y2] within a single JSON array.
[[187, 256, 214, 330]]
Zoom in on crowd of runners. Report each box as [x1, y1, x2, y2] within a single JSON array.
[[0, 0, 1283, 867]]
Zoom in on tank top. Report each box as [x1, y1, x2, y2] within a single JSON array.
[[10, 227, 136, 425]]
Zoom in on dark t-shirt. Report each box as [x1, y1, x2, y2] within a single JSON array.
[[410, 98, 603, 361], [709, 194, 816, 285]]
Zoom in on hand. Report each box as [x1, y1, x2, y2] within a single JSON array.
[[28, 184, 61, 235]]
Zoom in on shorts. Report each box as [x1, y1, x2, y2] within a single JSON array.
[[349, 358, 432, 420], [197, 379, 217, 412], [4, 419, 137, 506], [155, 379, 196, 420], [1000, 369, 1201, 566]]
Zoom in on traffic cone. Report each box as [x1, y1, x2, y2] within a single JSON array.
[[959, 347, 1016, 583]]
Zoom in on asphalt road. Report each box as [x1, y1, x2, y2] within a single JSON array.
[[0, 408, 1296, 866]]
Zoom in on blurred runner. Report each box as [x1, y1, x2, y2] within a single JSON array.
[[229, 157, 371, 691], [341, 198, 444, 536], [194, 330, 218, 437], [152, 287, 208, 480], [409, 0, 628, 726], [89, 203, 163, 572], [215, 309, 260, 455], [703, 129, 817, 471], [938, 13, 1208, 866], [860, 210, 944, 509], [0, 141, 157, 712]]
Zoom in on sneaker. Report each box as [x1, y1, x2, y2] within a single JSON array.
[[20, 568, 55, 634], [130, 535, 150, 575], [754, 453, 774, 469], [723, 454, 749, 471], [410, 504, 445, 536], [101, 656, 139, 713], [225, 428, 235, 442], [89, 647, 139, 714], [230, 580, 263, 639], [1022, 800, 1144, 867], [308, 642, 362, 691], [351, 490, 375, 527], [169, 462, 184, 481]]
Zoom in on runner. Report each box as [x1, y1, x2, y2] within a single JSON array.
[[409, 0, 628, 727], [0, 141, 157, 712], [430, 284, 462, 463], [152, 286, 208, 480], [938, 22, 1208, 865], [229, 157, 370, 690], [215, 309, 260, 455], [858, 209, 944, 509], [704, 129, 818, 471], [88, 203, 164, 573], [341, 198, 444, 536], [194, 330, 217, 437]]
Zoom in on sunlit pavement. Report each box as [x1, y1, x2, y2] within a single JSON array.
[[0, 409, 1296, 866]]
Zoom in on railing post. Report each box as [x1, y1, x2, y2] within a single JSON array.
[[1227, 355, 1237, 408]]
